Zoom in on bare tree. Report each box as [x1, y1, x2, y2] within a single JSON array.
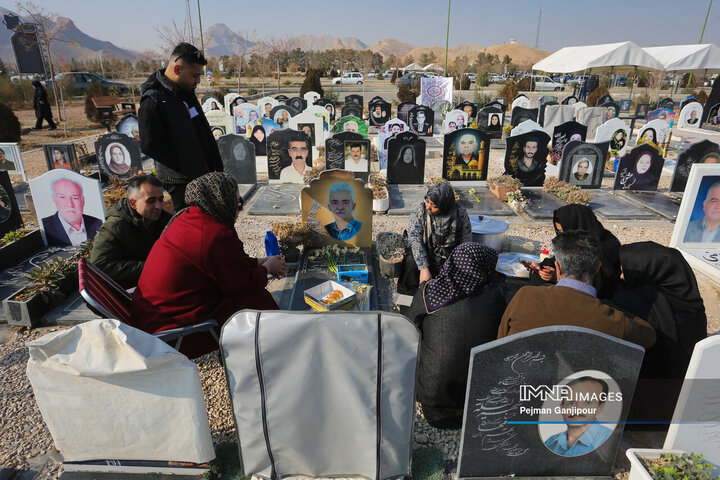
[[258, 35, 297, 92], [154, 19, 197, 56], [233, 29, 258, 93]]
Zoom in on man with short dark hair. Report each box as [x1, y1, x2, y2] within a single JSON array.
[[90, 175, 172, 288], [498, 231, 656, 348], [138, 43, 223, 211]]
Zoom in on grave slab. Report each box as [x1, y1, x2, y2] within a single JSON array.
[[247, 184, 302, 215], [421, 136, 442, 148], [521, 188, 567, 219], [43, 292, 102, 325], [387, 184, 427, 215], [588, 190, 658, 220], [13, 182, 29, 211], [614, 191, 680, 221], [453, 186, 515, 216], [238, 183, 257, 202], [59, 472, 203, 479]]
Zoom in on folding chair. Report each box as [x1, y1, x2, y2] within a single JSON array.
[[78, 258, 219, 352]]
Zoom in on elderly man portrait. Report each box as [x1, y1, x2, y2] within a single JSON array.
[[279, 131, 311, 183], [42, 177, 103, 247], [90, 175, 172, 288], [453, 133, 480, 169], [325, 182, 363, 241], [684, 181, 720, 242]]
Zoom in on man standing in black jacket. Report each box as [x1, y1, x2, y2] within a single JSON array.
[[138, 43, 223, 211]]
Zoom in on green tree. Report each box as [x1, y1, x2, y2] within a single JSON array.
[[418, 52, 437, 66]]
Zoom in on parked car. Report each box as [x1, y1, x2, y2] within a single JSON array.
[[531, 75, 565, 92], [464, 73, 476, 83], [615, 75, 628, 87], [46, 72, 128, 94], [396, 72, 439, 89], [367, 70, 376, 78], [489, 74, 503, 83], [332, 72, 364, 85]]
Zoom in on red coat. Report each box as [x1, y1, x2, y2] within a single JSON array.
[[131, 206, 278, 357]]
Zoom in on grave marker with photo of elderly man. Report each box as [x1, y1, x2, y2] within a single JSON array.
[[455, 101, 477, 123], [558, 140, 609, 189], [671, 140, 720, 193], [678, 101, 703, 129], [442, 109, 470, 135], [387, 131, 425, 185], [270, 105, 300, 130], [332, 116, 368, 138], [267, 129, 313, 184], [94, 133, 143, 179], [442, 128, 490, 182]]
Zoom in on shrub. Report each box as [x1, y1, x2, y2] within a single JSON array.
[[390, 70, 399, 83], [397, 84, 419, 103], [499, 80, 519, 111], [473, 90, 493, 107], [454, 74, 471, 90], [476, 71, 490, 87], [695, 90, 708, 106], [0, 103, 21, 142], [246, 87, 258, 95], [586, 85, 609, 107], [84, 81, 110, 124], [299, 68, 324, 97], [324, 87, 339, 101], [516, 76, 534, 91]]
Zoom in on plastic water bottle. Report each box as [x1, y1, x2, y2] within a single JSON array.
[[264, 231, 280, 256]]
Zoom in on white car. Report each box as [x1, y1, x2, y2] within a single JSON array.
[[332, 72, 364, 85], [532, 75, 565, 92], [464, 73, 476, 83]]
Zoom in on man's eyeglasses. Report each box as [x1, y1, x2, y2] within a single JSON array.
[[175, 50, 206, 65]]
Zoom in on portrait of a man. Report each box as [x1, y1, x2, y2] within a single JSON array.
[[343, 120, 359, 133], [543, 376, 613, 457], [570, 157, 593, 186], [453, 133, 479, 169], [324, 182, 363, 241], [279, 132, 311, 183], [41, 178, 103, 247], [688, 110, 699, 125], [518, 137, 540, 173], [264, 102, 273, 118], [0, 148, 17, 171], [505, 132, 549, 186], [684, 180, 720, 242], [105, 143, 131, 175], [344, 143, 368, 172]]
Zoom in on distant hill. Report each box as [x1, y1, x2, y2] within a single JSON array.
[[204, 23, 256, 57], [484, 43, 549, 68], [291, 34, 367, 51], [368, 38, 416, 58]]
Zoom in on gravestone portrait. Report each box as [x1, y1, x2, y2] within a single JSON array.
[[29, 169, 105, 247], [443, 109, 469, 134], [558, 140, 609, 189], [0, 170, 23, 237], [332, 116, 368, 138], [477, 106, 504, 139], [325, 131, 366, 172], [511, 120, 546, 138], [457, 326, 643, 478], [510, 107, 539, 127], [342, 138, 372, 182], [341, 103, 362, 119], [43, 144, 77, 172], [504, 130, 551, 186], [94, 133, 142, 178], [303, 91, 321, 105], [224, 93, 242, 112], [270, 105, 300, 129], [596, 94, 614, 107], [455, 101, 477, 122], [377, 118, 409, 169], [552, 121, 588, 152], [543, 105, 576, 132], [368, 97, 391, 127], [670, 140, 720, 193], [301, 170, 372, 247], [613, 143, 664, 191], [576, 106, 607, 140], [595, 118, 630, 156], [408, 106, 435, 136], [201, 94, 219, 105], [287, 96, 307, 113], [634, 103, 649, 118], [511, 95, 531, 110], [0, 143, 24, 178], [603, 102, 620, 121], [538, 101, 558, 127], [205, 110, 235, 140], [637, 119, 671, 146], [397, 101, 417, 124], [257, 97, 279, 118], [387, 132, 425, 184], [315, 98, 337, 121], [116, 114, 140, 142], [217, 134, 257, 185], [249, 124, 268, 156], [681, 96, 699, 112], [345, 94, 363, 106], [229, 97, 249, 117], [267, 129, 313, 183], [290, 112, 324, 156], [562, 95, 578, 105], [647, 108, 676, 128], [443, 128, 490, 182], [658, 97, 675, 110], [201, 96, 223, 113], [678, 101, 703, 129], [620, 99, 631, 112], [233, 103, 261, 134]]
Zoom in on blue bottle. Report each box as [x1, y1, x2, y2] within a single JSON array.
[[265, 231, 280, 256]]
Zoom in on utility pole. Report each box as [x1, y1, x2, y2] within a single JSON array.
[[687, 0, 713, 88], [535, 6, 543, 49], [444, 0, 451, 76], [99, 52, 105, 79], [196, 0, 206, 86], [186, 0, 194, 44]]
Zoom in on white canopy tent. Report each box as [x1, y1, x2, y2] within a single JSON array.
[[423, 63, 444, 71], [532, 41, 664, 73], [403, 62, 423, 71], [643, 44, 720, 73]]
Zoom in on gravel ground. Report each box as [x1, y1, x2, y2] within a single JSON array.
[[2, 130, 719, 478]]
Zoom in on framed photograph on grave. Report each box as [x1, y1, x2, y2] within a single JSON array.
[[325, 132, 364, 171], [343, 139, 371, 182], [387, 132, 425, 184], [670, 140, 720, 193], [613, 143, 664, 191], [0, 170, 23, 237], [29, 169, 105, 247], [205, 110, 235, 139], [217, 134, 257, 185], [43, 144, 77, 172], [116, 114, 140, 142], [620, 100, 631, 112], [202, 97, 223, 113], [455, 101, 477, 122], [267, 130, 313, 183], [368, 99, 391, 127], [332, 116, 368, 138], [604, 102, 620, 120], [478, 107, 504, 139], [558, 140, 609, 189], [233, 104, 261, 134], [258, 97, 279, 118], [408, 106, 434, 136], [270, 106, 298, 129], [301, 170, 372, 248], [0, 143, 25, 179], [504, 130, 551, 186], [211, 126, 227, 140], [634, 103, 649, 118], [637, 119, 671, 147], [444, 109, 469, 133], [397, 102, 417, 124], [595, 118, 629, 156], [678, 102, 703, 129], [249, 125, 267, 156], [95, 133, 142, 178], [442, 128, 490, 182]]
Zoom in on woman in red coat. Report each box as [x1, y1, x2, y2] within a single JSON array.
[[131, 172, 288, 358]]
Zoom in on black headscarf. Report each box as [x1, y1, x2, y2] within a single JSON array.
[[166, 172, 239, 230], [250, 125, 267, 156], [425, 182, 455, 214], [553, 204, 622, 299]]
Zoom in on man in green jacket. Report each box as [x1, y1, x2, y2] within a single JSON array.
[[90, 175, 172, 288]]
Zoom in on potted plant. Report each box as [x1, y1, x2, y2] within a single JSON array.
[[487, 175, 522, 202], [0, 228, 44, 270], [272, 221, 315, 263], [376, 231, 406, 278], [507, 189, 527, 211], [626, 449, 716, 480], [369, 173, 389, 212]]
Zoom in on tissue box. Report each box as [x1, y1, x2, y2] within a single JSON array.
[[304, 281, 357, 311], [336, 264, 369, 283]]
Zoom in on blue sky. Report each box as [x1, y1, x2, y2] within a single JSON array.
[[15, 0, 720, 53]]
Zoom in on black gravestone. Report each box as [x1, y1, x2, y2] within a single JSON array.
[[217, 134, 257, 185], [315, 98, 337, 120], [680, 96, 698, 112], [454, 186, 515, 216], [249, 125, 267, 156], [613, 190, 680, 221], [658, 97, 675, 110], [0, 170, 23, 237], [670, 139, 720, 193], [341, 103, 363, 118], [266, 130, 313, 181], [613, 143, 664, 191], [634, 103, 649, 119], [558, 140, 609, 189], [387, 132, 425, 184], [455, 101, 478, 122], [562, 95, 578, 105], [478, 107, 504, 139], [274, 94, 289, 102], [704, 103, 720, 130], [229, 96, 246, 115], [522, 188, 568, 220], [484, 100, 505, 111], [604, 102, 620, 120], [337, 135, 371, 182], [552, 121, 588, 152], [510, 107, 539, 127], [94, 133, 142, 179], [200, 94, 221, 105], [539, 95, 558, 106], [494, 97, 507, 106], [324, 132, 365, 170], [368, 98, 391, 127], [538, 101, 558, 127], [597, 94, 614, 107], [504, 130, 551, 186], [458, 326, 643, 478], [397, 101, 417, 124], [387, 184, 428, 216], [247, 184, 302, 216], [287, 96, 307, 112], [442, 129, 491, 182], [408, 106, 435, 136], [345, 94, 363, 106]]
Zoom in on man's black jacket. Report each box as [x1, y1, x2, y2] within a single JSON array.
[[138, 70, 223, 185]]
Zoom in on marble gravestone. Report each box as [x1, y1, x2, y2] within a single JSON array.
[[552, 121, 588, 154], [332, 116, 368, 138], [287, 96, 307, 113], [233, 103, 261, 135], [217, 134, 257, 185], [257, 97, 279, 118], [290, 112, 324, 158], [562, 95, 578, 105], [511, 95, 530, 110], [205, 110, 235, 139], [387, 132, 426, 184], [427, 100, 450, 133], [229, 97, 248, 117], [647, 108, 676, 128], [407, 106, 435, 136], [270, 105, 300, 129], [558, 140, 609, 189], [377, 118, 409, 170], [613, 143, 664, 191], [543, 105, 576, 132], [457, 326, 643, 478], [510, 120, 546, 138], [678, 102, 703, 129], [539, 95, 558, 107], [477, 106, 504, 139], [368, 96, 391, 127], [201, 96, 223, 113], [224, 93, 242, 112], [442, 128, 491, 182], [572, 101, 587, 117], [538, 101, 558, 128], [504, 130, 551, 186], [94, 133, 142, 179], [116, 114, 140, 142], [396, 101, 417, 124], [443, 109, 469, 134], [200, 94, 219, 105], [303, 91, 321, 106], [455, 101, 477, 123], [0, 170, 23, 237], [341, 103, 362, 119], [670, 140, 720, 193], [658, 97, 675, 110], [510, 107, 538, 127], [266, 129, 313, 183], [344, 94, 363, 106], [595, 118, 630, 156], [681, 96, 699, 112], [315, 98, 337, 122], [637, 119, 671, 147], [576, 106, 607, 140]]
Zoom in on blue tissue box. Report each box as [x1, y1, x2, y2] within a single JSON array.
[[337, 264, 369, 283]]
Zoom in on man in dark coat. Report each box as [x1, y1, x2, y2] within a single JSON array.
[[90, 174, 171, 288], [138, 43, 223, 211], [32, 80, 57, 130]]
